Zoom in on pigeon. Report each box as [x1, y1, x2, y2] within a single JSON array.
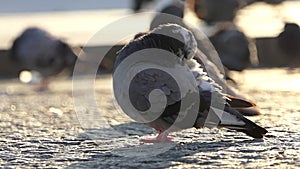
[[193, 48, 260, 116], [113, 24, 267, 142], [193, 0, 240, 25], [150, 4, 260, 115], [256, 0, 284, 5], [277, 22, 300, 65], [150, 0, 185, 30], [132, 0, 154, 12], [209, 29, 251, 71], [152, 0, 252, 71], [10, 27, 77, 90]]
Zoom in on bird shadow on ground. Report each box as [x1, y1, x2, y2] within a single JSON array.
[[66, 122, 264, 168]]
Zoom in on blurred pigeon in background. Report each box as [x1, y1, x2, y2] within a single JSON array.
[[150, 0, 185, 29], [193, 0, 241, 25], [209, 29, 251, 71], [132, 0, 154, 12], [10, 27, 77, 90], [113, 24, 267, 143], [277, 22, 300, 66], [256, 0, 284, 5]]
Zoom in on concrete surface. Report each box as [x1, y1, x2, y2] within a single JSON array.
[[0, 68, 299, 168]]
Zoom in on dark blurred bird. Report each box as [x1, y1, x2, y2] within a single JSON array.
[[10, 27, 77, 90], [277, 22, 300, 65], [132, 0, 154, 12], [150, 0, 185, 29], [113, 24, 267, 142], [256, 0, 284, 5], [209, 29, 251, 71], [193, 0, 240, 25]]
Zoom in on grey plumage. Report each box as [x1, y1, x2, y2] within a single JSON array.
[[11, 27, 77, 78], [278, 22, 300, 59], [149, 3, 256, 111], [193, 0, 240, 24], [209, 29, 250, 71], [114, 24, 267, 141]]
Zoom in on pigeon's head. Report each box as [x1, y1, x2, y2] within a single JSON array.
[[284, 22, 300, 33], [151, 24, 197, 60], [114, 24, 197, 71]]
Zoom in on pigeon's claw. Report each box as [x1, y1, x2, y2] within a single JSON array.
[[140, 131, 173, 143]]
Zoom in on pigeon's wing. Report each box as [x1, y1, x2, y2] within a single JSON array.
[[127, 67, 197, 132], [217, 105, 267, 138], [186, 57, 267, 138], [194, 89, 267, 138], [193, 50, 226, 88], [186, 58, 225, 101], [192, 49, 260, 116], [129, 68, 182, 114], [193, 49, 242, 97]]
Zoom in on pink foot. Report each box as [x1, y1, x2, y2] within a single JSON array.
[[140, 131, 173, 143]]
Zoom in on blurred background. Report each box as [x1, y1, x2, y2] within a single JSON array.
[[1, 0, 300, 77], [0, 0, 300, 88]]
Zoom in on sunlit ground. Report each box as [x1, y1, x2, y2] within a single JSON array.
[[232, 68, 300, 92], [0, 68, 300, 168]]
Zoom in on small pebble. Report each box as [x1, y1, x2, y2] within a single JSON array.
[[48, 107, 63, 117]]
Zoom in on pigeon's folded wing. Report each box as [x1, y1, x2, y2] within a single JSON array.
[[129, 68, 182, 113]]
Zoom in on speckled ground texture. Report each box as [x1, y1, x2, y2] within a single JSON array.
[[0, 68, 299, 168]]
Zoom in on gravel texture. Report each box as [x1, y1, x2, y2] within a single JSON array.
[[0, 69, 299, 168]]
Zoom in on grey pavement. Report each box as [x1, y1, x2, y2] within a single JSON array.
[[0, 69, 299, 168]]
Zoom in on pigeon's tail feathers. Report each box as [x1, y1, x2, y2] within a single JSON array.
[[226, 95, 256, 108], [234, 125, 267, 138], [216, 106, 268, 138], [234, 107, 260, 116], [226, 95, 261, 116], [220, 121, 268, 138]]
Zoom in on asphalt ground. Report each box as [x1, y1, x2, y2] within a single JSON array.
[[0, 68, 299, 168]]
